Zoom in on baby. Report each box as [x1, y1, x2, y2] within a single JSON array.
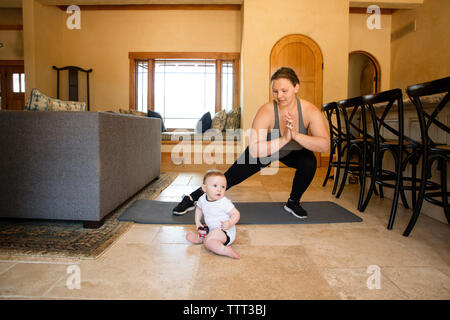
[[185, 169, 241, 259]]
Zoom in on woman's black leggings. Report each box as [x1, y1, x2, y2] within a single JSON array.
[[190, 147, 317, 203]]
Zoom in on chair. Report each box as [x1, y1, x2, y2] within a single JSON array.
[[322, 102, 346, 194], [362, 89, 425, 229], [403, 76, 450, 236], [335, 96, 377, 211], [53, 65, 93, 111]]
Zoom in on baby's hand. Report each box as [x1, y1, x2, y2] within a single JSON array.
[[221, 220, 232, 230]]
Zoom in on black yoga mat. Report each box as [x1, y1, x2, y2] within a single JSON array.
[[118, 200, 362, 225]]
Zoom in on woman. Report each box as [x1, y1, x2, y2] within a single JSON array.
[[173, 67, 330, 218]]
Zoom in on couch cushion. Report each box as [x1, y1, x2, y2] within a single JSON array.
[[25, 88, 86, 111]]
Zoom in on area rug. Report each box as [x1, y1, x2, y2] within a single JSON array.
[[118, 200, 363, 225], [0, 172, 178, 259]]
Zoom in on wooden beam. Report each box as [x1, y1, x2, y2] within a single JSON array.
[[58, 4, 241, 11], [349, 7, 397, 14], [0, 24, 23, 30]]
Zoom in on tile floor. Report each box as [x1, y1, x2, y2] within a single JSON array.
[[0, 167, 449, 300]]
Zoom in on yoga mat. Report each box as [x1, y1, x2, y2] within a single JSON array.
[[118, 200, 363, 225]]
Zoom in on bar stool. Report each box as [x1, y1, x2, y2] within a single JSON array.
[[335, 96, 377, 211], [362, 89, 424, 229], [322, 102, 346, 194], [403, 76, 450, 236]]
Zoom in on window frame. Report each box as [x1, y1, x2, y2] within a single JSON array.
[[129, 52, 240, 130]]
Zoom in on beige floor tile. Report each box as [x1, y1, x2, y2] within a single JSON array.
[[298, 225, 430, 268], [45, 243, 200, 299], [382, 267, 450, 299], [0, 262, 16, 275], [189, 245, 338, 300], [117, 224, 160, 245], [247, 225, 304, 246], [0, 263, 68, 297], [154, 226, 192, 244], [320, 267, 409, 300]]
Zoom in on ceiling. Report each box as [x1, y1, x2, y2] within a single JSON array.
[[0, 0, 243, 8]]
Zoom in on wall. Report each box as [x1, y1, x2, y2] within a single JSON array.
[[0, 8, 24, 60], [23, 0, 63, 99], [348, 13, 391, 92], [59, 8, 242, 111], [240, 0, 350, 134], [390, 0, 450, 91]]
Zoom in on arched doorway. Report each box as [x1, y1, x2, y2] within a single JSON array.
[[270, 34, 324, 165], [270, 34, 323, 108], [348, 51, 381, 98]]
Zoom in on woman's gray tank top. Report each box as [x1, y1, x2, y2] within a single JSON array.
[[267, 97, 307, 158]]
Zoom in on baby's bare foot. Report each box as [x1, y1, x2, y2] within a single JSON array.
[[186, 231, 202, 244], [225, 246, 241, 259]]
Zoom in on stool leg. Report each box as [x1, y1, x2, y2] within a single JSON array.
[[336, 146, 351, 199], [322, 142, 335, 187], [403, 154, 429, 237], [360, 148, 379, 212], [387, 151, 402, 230], [332, 143, 343, 195], [358, 147, 367, 211], [439, 157, 450, 225]]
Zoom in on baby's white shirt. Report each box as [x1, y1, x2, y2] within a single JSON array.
[[196, 194, 235, 231]]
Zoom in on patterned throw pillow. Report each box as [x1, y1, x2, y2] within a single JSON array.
[[25, 88, 86, 111], [211, 110, 227, 131], [224, 108, 241, 130], [50, 98, 86, 111], [25, 88, 52, 111]]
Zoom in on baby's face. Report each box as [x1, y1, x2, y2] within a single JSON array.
[[202, 175, 227, 201]]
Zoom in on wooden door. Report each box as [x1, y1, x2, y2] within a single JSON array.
[[270, 34, 324, 165], [0, 62, 25, 110]]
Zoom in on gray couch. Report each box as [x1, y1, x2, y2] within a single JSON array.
[[0, 111, 161, 227]]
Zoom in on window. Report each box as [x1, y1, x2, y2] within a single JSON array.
[[129, 52, 240, 130], [12, 73, 25, 93]]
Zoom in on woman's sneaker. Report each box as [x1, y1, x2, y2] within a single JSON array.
[[172, 195, 195, 215], [283, 199, 308, 219]]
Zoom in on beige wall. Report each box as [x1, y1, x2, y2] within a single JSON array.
[[58, 8, 242, 111], [23, 0, 63, 99], [349, 13, 391, 92], [0, 8, 24, 61], [240, 0, 349, 133], [391, 0, 450, 91]]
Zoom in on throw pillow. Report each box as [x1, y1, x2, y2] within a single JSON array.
[[147, 109, 167, 132], [224, 107, 241, 130], [211, 110, 227, 131], [25, 88, 52, 111], [195, 111, 212, 133], [119, 108, 131, 114], [131, 110, 147, 117], [50, 98, 86, 111], [25, 88, 86, 111]]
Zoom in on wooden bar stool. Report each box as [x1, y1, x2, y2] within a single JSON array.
[[403, 76, 450, 236], [322, 102, 346, 195]]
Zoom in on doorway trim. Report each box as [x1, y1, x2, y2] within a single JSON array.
[[349, 50, 381, 93]]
